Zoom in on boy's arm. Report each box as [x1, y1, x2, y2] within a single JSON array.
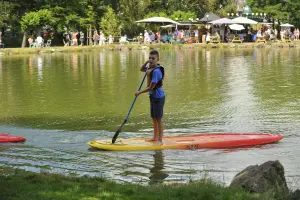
[[135, 69, 160, 96], [140, 61, 149, 72], [135, 82, 156, 96]]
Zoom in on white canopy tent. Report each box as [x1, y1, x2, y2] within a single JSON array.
[[258, 22, 273, 26], [160, 24, 175, 28], [160, 24, 175, 34], [229, 24, 245, 31], [280, 23, 294, 27], [232, 17, 258, 25], [136, 17, 180, 25], [208, 18, 235, 25]]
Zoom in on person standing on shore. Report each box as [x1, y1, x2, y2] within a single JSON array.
[[79, 31, 85, 46], [72, 32, 78, 46], [0, 31, 4, 48], [144, 30, 149, 44]]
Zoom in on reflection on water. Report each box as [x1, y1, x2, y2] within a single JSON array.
[[0, 57, 2, 82], [0, 48, 300, 189], [37, 56, 43, 81], [149, 151, 168, 185], [72, 54, 78, 80]]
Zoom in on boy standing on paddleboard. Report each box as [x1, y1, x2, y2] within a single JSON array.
[[135, 50, 165, 145]]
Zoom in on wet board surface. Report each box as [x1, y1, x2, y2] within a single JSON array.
[[88, 133, 283, 151]]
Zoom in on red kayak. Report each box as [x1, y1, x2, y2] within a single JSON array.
[[0, 133, 26, 143]]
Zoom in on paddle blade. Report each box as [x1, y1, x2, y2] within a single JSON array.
[[112, 119, 127, 144]]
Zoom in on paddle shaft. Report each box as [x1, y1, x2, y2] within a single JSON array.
[[112, 71, 147, 143]]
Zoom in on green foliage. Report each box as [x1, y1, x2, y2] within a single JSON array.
[[1, 0, 300, 44], [145, 11, 169, 18], [286, 1, 300, 27], [166, 0, 206, 16], [170, 10, 197, 21], [215, 1, 237, 17], [0, 1, 17, 28], [48, 6, 68, 33], [65, 13, 80, 31], [80, 5, 97, 29], [20, 12, 40, 32], [100, 7, 120, 36], [20, 9, 57, 32], [246, 0, 289, 23], [118, 0, 151, 36]]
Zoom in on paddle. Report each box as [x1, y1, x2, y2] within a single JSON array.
[[112, 71, 147, 144]]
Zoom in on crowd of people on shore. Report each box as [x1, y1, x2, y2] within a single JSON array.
[[138, 29, 199, 44], [63, 31, 85, 46], [60, 29, 200, 46], [6, 25, 299, 49], [250, 27, 299, 41], [62, 30, 116, 46], [205, 26, 298, 44]]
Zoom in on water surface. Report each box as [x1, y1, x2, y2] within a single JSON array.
[[0, 48, 299, 189]]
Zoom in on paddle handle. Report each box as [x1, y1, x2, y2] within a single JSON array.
[[112, 70, 147, 143], [125, 72, 147, 120]]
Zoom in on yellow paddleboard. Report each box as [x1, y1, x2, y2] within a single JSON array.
[[88, 133, 283, 151]]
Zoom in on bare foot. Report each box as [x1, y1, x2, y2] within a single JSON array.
[[154, 141, 163, 146], [148, 138, 158, 142]]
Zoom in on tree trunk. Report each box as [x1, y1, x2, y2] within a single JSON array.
[[89, 25, 92, 45], [21, 32, 27, 48], [278, 20, 281, 40]]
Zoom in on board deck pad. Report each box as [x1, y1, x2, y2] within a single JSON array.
[[88, 133, 283, 151], [0, 133, 26, 143]]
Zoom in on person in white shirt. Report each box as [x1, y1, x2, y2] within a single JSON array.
[[144, 30, 149, 44], [108, 35, 113, 44], [99, 31, 106, 45], [36, 35, 43, 47], [206, 32, 210, 44]]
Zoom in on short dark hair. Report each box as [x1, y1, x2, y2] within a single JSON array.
[[149, 50, 159, 59]]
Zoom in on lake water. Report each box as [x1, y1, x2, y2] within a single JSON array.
[[0, 48, 299, 189]]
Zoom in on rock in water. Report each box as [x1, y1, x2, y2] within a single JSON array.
[[230, 160, 289, 199]]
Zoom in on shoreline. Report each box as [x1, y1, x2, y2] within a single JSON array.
[[0, 42, 299, 56], [0, 168, 271, 200]]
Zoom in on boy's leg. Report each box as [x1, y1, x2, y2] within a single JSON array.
[[152, 118, 159, 141], [150, 96, 164, 142], [157, 118, 163, 142]]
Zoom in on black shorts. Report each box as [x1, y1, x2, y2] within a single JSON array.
[[150, 96, 165, 119]]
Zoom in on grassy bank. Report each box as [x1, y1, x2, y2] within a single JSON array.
[[0, 168, 272, 200], [0, 41, 299, 56]]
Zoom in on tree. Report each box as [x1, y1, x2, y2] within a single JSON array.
[[246, 0, 288, 23], [170, 10, 197, 21], [100, 7, 120, 36], [0, 1, 16, 28], [118, 0, 151, 36], [165, 0, 220, 17], [80, 5, 97, 30], [20, 9, 56, 33], [215, 1, 237, 17], [0, 0, 298, 46], [20, 9, 57, 47], [286, 1, 300, 28], [144, 11, 169, 18]]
